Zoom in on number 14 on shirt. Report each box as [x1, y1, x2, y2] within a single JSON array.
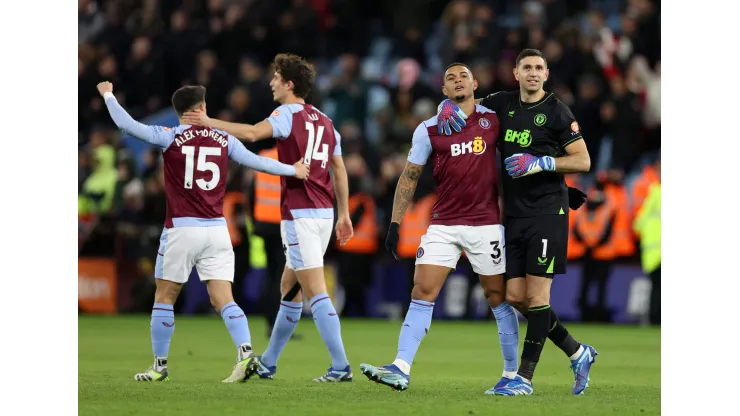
[[304, 121, 329, 168]]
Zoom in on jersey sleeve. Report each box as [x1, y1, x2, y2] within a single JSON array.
[[265, 105, 293, 139], [227, 135, 297, 176], [104, 95, 175, 149], [553, 102, 584, 148], [333, 128, 342, 156], [407, 123, 432, 165], [480, 92, 507, 114]]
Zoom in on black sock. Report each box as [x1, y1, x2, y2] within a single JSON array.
[[518, 305, 551, 381], [547, 309, 581, 358], [522, 309, 581, 358]]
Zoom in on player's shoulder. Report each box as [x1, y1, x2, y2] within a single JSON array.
[[270, 103, 304, 118], [308, 105, 336, 126], [474, 104, 496, 116], [548, 93, 571, 112], [416, 115, 438, 138], [156, 125, 179, 135], [484, 90, 518, 103]]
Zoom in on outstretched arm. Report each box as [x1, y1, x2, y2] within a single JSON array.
[[228, 136, 297, 176], [182, 110, 274, 142]]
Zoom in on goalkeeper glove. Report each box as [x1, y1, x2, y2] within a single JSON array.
[[568, 187, 587, 210], [385, 222, 400, 261], [436, 99, 467, 135], [504, 153, 556, 178]]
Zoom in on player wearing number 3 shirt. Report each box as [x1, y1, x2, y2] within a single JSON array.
[[359, 63, 517, 393], [182, 53, 354, 383]]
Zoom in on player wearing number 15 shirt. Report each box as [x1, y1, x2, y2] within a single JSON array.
[[99, 82, 308, 385], [182, 53, 354, 383]]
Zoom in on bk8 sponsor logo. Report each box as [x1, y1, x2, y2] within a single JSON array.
[[450, 136, 486, 156]]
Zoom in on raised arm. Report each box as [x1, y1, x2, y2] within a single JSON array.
[[98, 82, 173, 148]]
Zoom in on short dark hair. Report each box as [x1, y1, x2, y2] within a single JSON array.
[[516, 48, 547, 67], [272, 53, 316, 99], [171, 85, 206, 116], [445, 62, 472, 74]]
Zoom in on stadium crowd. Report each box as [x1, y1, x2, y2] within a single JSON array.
[[78, 0, 661, 323]]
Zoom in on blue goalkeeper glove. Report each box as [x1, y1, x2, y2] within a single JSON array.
[[504, 153, 556, 178], [436, 99, 467, 135]]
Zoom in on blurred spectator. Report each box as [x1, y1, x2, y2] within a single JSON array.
[[602, 74, 643, 173], [633, 160, 660, 325], [328, 54, 370, 131], [336, 153, 378, 317], [78, 144, 118, 216]]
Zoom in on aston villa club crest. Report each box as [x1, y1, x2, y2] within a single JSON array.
[[479, 118, 491, 129]]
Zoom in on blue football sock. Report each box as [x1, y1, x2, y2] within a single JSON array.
[[492, 302, 519, 373], [310, 294, 349, 370], [220, 301, 251, 349], [396, 299, 434, 368], [151, 303, 175, 359], [262, 301, 302, 368]]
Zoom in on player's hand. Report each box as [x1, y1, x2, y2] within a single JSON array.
[[335, 214, 354, 247], [96, 81, 113, 97], [385, 222, 400, 261], [568, 187, 587, 210], [504, 153, 556, 178], [436, 99, 467, 135], [182, 109, 211, 127], [293, 160, 310, 180]]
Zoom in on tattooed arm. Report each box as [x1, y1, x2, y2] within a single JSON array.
[[391, 162, 424, 224], [384, 123, 432, 259], [393, 122, 433, 223]]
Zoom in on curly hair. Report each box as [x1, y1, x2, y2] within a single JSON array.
[[271, 53, 316, 99]]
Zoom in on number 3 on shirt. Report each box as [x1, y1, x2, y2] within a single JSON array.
[[304, 122, 329, 168]]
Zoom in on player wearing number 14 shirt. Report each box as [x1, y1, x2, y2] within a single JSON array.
[[98, 82, 308, 384], [182, 53, 354, 383]]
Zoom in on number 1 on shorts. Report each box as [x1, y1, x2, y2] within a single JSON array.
[[541, 239, 548, 257]]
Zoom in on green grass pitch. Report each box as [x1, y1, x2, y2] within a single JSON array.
[[79, 316, 660, 415]]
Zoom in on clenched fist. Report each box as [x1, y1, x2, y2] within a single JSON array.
[[97, 81, 113, 97]]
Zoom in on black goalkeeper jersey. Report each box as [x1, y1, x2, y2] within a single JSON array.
[[481, 91, 585, 217]]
